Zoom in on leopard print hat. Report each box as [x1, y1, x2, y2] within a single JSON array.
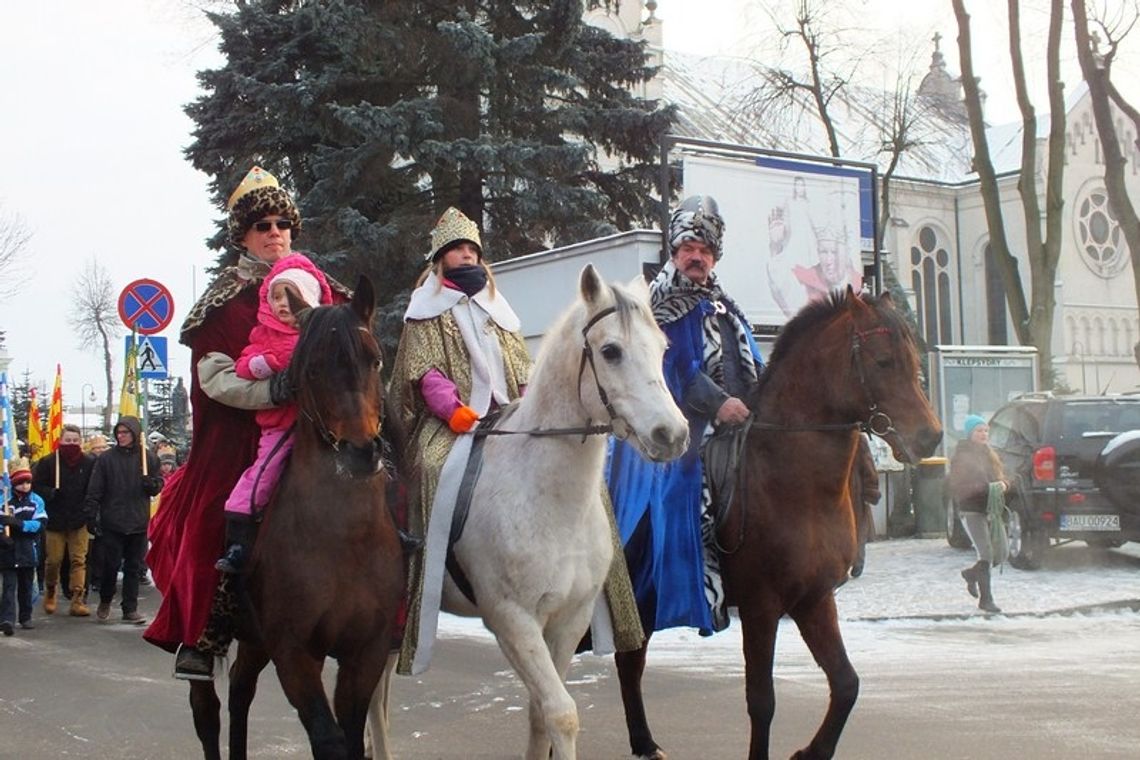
[[226, 167, 302, 248]]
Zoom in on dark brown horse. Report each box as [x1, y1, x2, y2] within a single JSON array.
[[189, 277, 405, 760], [616, 290, 941, 760]]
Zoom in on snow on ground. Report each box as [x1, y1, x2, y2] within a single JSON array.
[[437, 537, 1140, 677]]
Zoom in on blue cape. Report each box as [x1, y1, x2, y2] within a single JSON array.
[[606, 299, 763, 632]]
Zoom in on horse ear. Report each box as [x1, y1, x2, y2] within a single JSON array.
[[879, 290, 895, 308], [352, 275, 376, 324], [579, 264, 605, 304], [285, 287, 312, 323], [626, 273, 650, 300]]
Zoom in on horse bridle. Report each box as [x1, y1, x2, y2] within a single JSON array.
[[476, 304, 624, 440]]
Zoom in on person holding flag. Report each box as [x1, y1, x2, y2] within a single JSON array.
[[32, 422, 96, 616]]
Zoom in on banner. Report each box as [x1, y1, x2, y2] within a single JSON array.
[[48, 364, 63, 452], [120, 328, 141, 419], [27, 388, 46, 463], [0, 372, 14, 498]]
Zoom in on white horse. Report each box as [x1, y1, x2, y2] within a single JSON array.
[[369, 264, 688, 760]]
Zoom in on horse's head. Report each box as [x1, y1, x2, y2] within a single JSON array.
[[844, 290, 942, 463], [288, 275, 386, 478], [576, 265, 688, 462]]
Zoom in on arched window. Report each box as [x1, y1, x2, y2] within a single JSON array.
[[910, 225, 953, 346], [1094, 317, 1106, 356], [1067, 316, 1079, 354], [1110, 319, 1120, 356], [983, 243, 1008, 344]]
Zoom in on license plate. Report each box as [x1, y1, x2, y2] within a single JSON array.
[[1059, 514, 1120, 531]]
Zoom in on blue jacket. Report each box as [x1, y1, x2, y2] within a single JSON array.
[[0, 490, 47, 569]]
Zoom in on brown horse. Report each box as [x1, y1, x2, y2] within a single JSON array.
[[616, 290, 941, 760], [188, 277, 405, 760]]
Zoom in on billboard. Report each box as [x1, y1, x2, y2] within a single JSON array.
[[682, 153, 874, 327]]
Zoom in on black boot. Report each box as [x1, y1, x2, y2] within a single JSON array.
[[977, 561, 1001, 613], [214, 517, 259, 575], [961, 560, 985, 599]]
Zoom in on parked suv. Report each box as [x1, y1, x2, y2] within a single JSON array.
[[945, 393, 1140, 569]]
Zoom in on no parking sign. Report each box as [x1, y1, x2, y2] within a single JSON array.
[[118, 278, 174, 335]]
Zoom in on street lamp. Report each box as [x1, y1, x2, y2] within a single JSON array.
[[80, 383, 96, 438]]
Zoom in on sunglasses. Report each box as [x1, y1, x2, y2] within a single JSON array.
[[252, 219, 294, 233]]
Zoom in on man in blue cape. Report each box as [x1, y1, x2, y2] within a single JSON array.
[[607, 195, 765, 635]]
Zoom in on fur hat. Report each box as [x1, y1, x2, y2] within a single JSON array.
[[269, 267, 323, 309], [227, 166, 302, 249], [8, 457, 32, 485], [668, 195, 725, 260], [963, 414, 987, 438], [427, 207, 482, 262], [84, 434, 109, 455]]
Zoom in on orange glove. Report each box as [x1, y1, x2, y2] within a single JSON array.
[[448, 405, 480, 433]]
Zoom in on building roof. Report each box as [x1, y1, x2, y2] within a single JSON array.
[[659, 48, 1082, 186]]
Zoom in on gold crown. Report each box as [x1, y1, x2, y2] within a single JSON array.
[[227, 166, 281, 211], [8, 456, 31, 474], [428, 207, 482, 261]]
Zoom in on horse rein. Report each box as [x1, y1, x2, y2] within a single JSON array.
[[476, 304, 623, 440]]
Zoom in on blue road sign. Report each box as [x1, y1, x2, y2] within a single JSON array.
[[126, 335, 169, 380]]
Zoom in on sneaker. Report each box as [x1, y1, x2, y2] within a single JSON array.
[[19, 620, 35, 630], [122, 611, 148, 625], [96, 602, 111, 622], [0, 621, 13, 636], [173, 644, 216, 681]]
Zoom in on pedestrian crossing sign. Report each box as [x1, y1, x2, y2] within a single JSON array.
[[126, 335, 169, 379]]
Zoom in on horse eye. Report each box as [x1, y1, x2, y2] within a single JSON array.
[[600, 344, 623, 362], [876, 357, 894, 369]]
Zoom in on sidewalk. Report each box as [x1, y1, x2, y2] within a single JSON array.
[[835, 536, 1140, 620]]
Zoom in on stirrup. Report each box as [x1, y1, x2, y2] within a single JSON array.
[[398, 528, 424, 554], [214, 544, 246, 575]]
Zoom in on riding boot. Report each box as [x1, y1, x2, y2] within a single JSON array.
[[977, 561, 1001, 613], [177, 574, 239, 681], [43, 584, 57, 615], [961, 560, 985, 599], [214, 516, 259, 575]]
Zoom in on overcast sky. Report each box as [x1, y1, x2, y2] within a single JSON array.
[[0, 0, 1130, 419]]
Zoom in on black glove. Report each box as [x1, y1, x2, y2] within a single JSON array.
[[269, 371, 294, 406], [141, 475, 164, 497], [0, 515, 21, 528]]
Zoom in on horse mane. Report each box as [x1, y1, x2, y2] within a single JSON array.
[[755, 290, 912, 399], [289, 303, 376, 390], [531, 279, 643, 374]]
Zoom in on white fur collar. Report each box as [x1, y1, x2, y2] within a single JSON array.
[[403, 271, 521, 331]]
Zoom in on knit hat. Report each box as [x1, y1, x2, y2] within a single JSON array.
[[668, 195, 725, 260], [269, 267, 323, 308], [963, 414, 987, 438], [226, 166, 302, 248], [427, 207, 482, 262], [8, 457, 32, 485]]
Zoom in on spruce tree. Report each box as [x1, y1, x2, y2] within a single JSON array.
[[184, 0, 674, 354]]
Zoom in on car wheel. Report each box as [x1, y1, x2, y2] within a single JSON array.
[[946, 501, 972, 549], [1007, 506, 1046, 570]]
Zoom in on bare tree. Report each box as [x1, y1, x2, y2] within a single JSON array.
[[69, 259, 120, 431], [1072, 0, 1140, 369], [0, 204, 31, 298], [952, 0, 1065, 386]]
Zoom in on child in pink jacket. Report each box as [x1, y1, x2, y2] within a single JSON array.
[[215, 253, 332, 573]]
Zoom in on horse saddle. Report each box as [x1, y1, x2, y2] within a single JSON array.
[[703, 421, 751, 528]]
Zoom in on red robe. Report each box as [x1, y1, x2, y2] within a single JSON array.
[[144, 268, 262, 652]]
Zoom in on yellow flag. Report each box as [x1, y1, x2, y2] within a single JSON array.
[[120, 334, 140, 419], [47, 364, 64, 452], [27, 388, 47, 463]]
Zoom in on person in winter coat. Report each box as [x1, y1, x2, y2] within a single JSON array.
[[214, 253, 332, 574], [85, 415, 162, 624], [1, 459, 48, 635], [32, 423, 96, 617], [949, 414, 1007, 613]]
